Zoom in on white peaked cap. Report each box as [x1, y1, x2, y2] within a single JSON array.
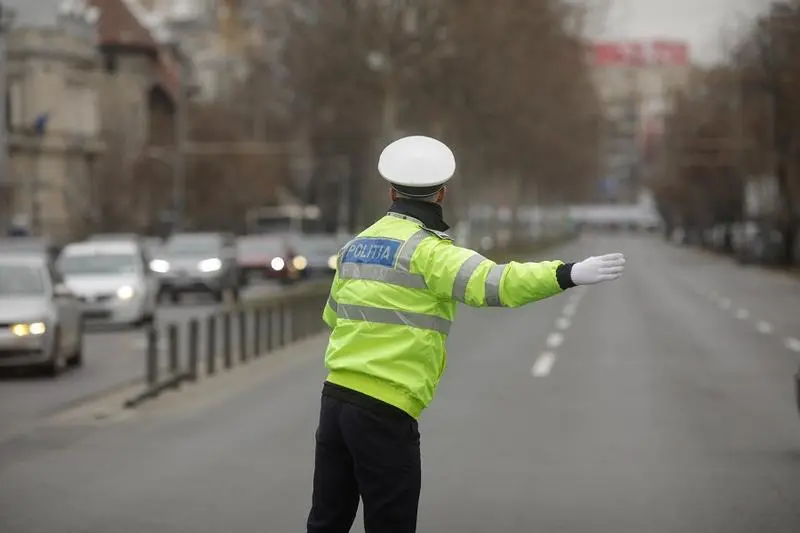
[[378, 135, 456, 188]]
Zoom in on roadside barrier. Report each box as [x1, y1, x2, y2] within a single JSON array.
[[124, 282, 330, 408]]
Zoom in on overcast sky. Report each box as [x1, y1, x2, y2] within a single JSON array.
[[586, 0, 777, 64]]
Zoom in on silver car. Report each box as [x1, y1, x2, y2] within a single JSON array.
[[0, 256, 83, 375], [57, 240, 159, 327], [151, 232, 240, 303]]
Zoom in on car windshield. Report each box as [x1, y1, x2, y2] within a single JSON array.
[[0, 264, 46, 296], [164, 237, 221, 256], [58, 253, 137, 276], [237, 237, 284, 256]]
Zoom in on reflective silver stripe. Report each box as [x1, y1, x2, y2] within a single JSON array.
[[338, 263, 428, 289], [396, 229, 430, 272], [452, 253, 487, 303], [484, 264, 507, 307], [336, 303, 451, 335], [327, 295, 338, 310]]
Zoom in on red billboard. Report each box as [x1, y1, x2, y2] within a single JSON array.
[[592, 40, 689, 67]]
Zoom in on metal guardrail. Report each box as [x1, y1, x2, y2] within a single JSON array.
[[124, 283, 330, 408]]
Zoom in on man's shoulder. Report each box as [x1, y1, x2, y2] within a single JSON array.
[[421, 227, 453, 241]]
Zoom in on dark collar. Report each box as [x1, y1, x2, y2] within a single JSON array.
[[388, 198, 450, 232]]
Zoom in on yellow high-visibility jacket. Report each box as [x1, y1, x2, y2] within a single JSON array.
[[323, 210, 572, 419]]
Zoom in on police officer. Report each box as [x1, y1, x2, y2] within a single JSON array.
[[306, 136, 625, 533]]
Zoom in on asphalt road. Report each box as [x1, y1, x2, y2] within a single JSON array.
[[1, 234, 799, 533], [0, 282, 286, 436]]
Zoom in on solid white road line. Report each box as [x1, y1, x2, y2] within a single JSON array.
[[785, 337, 800, 353], [756, 321, 773, 335], [531, 352, 556, 377], [555, 317, 571, 330], [735, 308, 749, 320], [545, 332, 564, 349]]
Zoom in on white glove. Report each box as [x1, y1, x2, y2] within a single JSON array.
[[570, 253, 625, 285]]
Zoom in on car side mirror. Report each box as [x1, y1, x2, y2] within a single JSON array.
[[54, 283, 73, 298]]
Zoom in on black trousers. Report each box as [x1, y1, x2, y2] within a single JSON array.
[[306, 383, 421, 533]]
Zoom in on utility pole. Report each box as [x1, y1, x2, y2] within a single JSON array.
[[173, 55, 188, 231]]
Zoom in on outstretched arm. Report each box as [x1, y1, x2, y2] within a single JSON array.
[[415, 238, 625, 308]]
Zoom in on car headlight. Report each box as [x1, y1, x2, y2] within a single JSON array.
[[150, 259, 170, 273], [11, 322, 47, 337], [270, 257, 285, 271], [327, 255, 337, 270], [292, 256, 308, 270], [198, 258, 222, 272], [116, 285, 135, 300]]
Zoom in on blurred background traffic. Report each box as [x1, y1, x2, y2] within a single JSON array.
[[0, 0, 796, 370], [0, 0, 798, 374], [1, 1, 800, 531]]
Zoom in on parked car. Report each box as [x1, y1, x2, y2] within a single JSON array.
[[795, 365, 800, 419], [0, 255, 83, 375], [290, 234, 341, 278], [236, 234, 301, 285], [151, 232, 240, 303], [734, 221, 785, 265], [57, 240, 158, 327]]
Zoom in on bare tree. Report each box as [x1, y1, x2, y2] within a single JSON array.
[[655, 1, 800, 260], [276, 0, 603, 232]]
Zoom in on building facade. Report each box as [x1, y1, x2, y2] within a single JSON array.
[[3, 1, 104, 240], [589, 40, 692, 203]]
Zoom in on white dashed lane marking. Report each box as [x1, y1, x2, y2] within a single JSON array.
[[545, 332, 564, 349], [704, 291, 800, 356], [531, 352, 556, 377], [555, 317, 571, 330], [756, 321, 773, 335], [533, 288, 587, 378], [785, 337, 800, 353]]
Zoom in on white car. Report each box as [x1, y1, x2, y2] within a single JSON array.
[[57, 240, 158, 327], [0, 255, 83, 375]]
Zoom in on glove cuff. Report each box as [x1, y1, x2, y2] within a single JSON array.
[[556, 262, 576, 290]]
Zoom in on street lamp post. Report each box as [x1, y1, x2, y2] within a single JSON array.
[[0, 3, 15, 233], [172, 56, 189, 232]]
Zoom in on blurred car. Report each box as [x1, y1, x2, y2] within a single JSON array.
[[290, 234, 342, 277], [57, 240, 158, 327], [151, 232, 240, 303], [0, 237, 60, 265], [0, 255, 83, 375], [236, 234, 300, 285]]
